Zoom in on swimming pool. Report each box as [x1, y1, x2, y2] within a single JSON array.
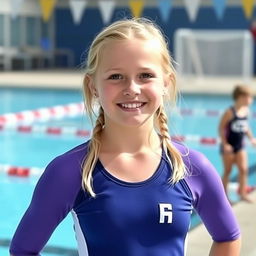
[[1, 87, 256, 255]]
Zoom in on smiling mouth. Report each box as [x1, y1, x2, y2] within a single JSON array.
[[117, 102, 146, 109]]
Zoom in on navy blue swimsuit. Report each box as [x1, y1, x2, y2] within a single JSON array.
[[224, 107, 249, 153]]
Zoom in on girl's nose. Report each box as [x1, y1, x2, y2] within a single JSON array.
[[123, 80, 141, 97]]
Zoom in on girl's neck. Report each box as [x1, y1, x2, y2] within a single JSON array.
[[100, 126, 161, 154]]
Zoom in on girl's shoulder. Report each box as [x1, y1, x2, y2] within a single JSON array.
[[172, 140, 219, 179], [223, 106, 235, 119], [39, 141, 90, 190], [49, 141, 90, 170], [172, 141, 206, 167], [172, 141, 240, 241]]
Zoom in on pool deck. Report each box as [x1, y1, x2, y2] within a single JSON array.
[[0, 70, 256, 95], [187, 190, 256, 256]]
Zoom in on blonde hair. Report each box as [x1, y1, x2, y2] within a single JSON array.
[[232, 85, 253, 100], [82, 17, 186, 197]]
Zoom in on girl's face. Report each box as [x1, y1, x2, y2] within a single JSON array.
[[239, 94, 253, 106], [246, 95, 253, 106], [90, 38, 170, 129]]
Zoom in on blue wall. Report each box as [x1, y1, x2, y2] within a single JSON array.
[[55, 6, 254, 67]]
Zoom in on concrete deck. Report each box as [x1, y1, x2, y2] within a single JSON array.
[[0, 70, 84, 89], [187, 191, 256, 256]]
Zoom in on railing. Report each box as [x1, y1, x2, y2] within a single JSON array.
[[0, 46, 75, 70]]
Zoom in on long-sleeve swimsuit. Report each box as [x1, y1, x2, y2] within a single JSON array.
[[10, 141, 240, 256]]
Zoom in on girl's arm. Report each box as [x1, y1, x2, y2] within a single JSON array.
[[246, 128, 254, 140], [218, 109, 232, 145], [210, 239, 241, 256], [245, 128, 256, 146], [245, 110, 256, 146], [218, 109, 233, 152], [9, 151, 83, 256], [183, 149, 241, 255]]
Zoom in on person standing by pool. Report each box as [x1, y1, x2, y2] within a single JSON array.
[[10, 18, 240, 255], [219, 85, 256, 203]]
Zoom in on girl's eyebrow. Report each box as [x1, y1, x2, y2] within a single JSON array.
[[105, 67, 155, 72], [104, 67, 123, 73], [139, 67, 155, 71]]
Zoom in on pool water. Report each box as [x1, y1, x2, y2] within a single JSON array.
[[1, 87, 256, 255], [0, 87, 83, 115]]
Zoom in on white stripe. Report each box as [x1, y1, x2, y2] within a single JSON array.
[[71, 209, 89, 256], [184, 214, 192, 256], [184, 232, 189, 256]]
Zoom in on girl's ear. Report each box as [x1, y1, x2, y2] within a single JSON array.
[[162, 73, 176, 100], [163, 73, 175, 93], [85, 74, 98, 97], [167, 73, 176, 88]]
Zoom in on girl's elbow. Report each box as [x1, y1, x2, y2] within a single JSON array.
[[210, 238, 241, 256]]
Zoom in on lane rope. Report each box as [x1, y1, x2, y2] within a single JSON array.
[[1, 104, 256, 128], [0, 124, 91, 137], [0, 102, 84, 127], [0, 125, 220, 144], [0, 164, 44, 177]]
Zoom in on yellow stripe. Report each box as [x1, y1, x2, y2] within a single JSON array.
[[129, 0, 144, 18], [40, 0, 57, 22]]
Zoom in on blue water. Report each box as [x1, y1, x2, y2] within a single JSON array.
[[1, 88, 256, 255], [0, 87, 83, 114]]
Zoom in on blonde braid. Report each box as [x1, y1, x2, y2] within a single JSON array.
[[82, 107, 104, 197], [157, 106, 186, 183]]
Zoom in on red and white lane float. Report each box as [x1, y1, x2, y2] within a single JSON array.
[[0, 124, 91, 137], [0, 102, 84, 127], [0, 124, 218, 144], [171, 135, 220, 145], [177, 108, 222, 117], [176, 108, 256, 118], [0, 125, 217, 144], [0, 164, 44, 177], [1, 105, 255, 129]]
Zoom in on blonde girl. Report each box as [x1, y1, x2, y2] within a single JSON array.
[[10, 18, 240, 256]]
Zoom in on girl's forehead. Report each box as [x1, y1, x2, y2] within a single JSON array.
[[239, 94, 252, 99], [98, 38, 163, 65], [97, 39, 163, 70], [102, 37, 161, 52]]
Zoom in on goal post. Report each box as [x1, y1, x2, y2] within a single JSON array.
[[173, 29, 254, 81]]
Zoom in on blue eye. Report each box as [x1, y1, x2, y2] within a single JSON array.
[[140, 73, 154, 79], [108, 74, 123, 80]]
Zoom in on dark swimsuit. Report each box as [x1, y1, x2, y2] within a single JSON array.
[[221, 106, 248, 153]]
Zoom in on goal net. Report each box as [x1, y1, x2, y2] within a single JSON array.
[[173, 29, 254, 81]]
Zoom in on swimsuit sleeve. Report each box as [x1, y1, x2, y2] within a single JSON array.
[[9, 150, 83, 256], [184, 149, 240, 242]]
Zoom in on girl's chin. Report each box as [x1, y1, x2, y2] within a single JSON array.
[[118, 117, 153, 129]]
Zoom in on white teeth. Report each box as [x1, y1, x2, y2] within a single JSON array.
[[121, 103, 143, 109]]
